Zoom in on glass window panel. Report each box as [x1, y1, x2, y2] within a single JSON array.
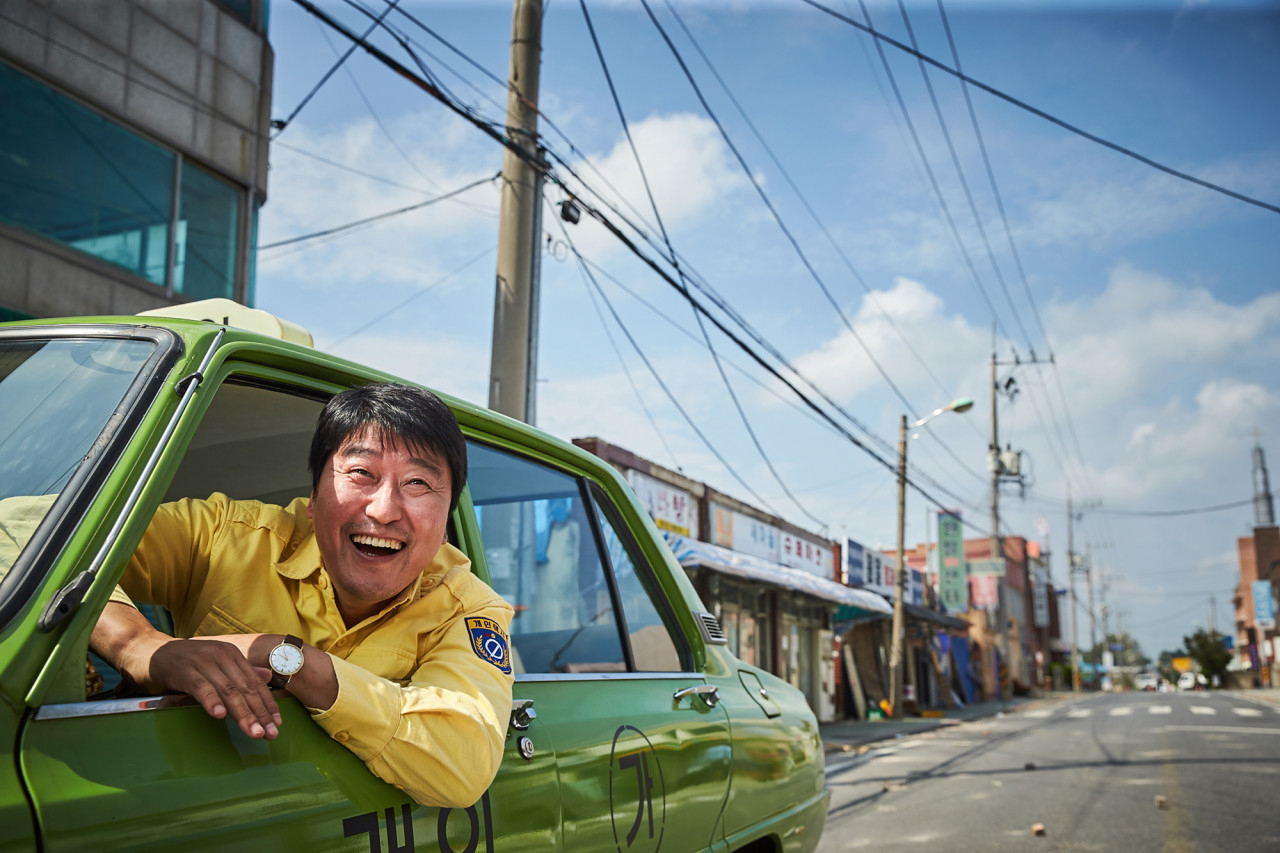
[[590, 491, 682, 672], [0, 64, 172, 284], [467, 442, 624, 675], [175, 162, 239, 300], [0, 337, 155, 586]]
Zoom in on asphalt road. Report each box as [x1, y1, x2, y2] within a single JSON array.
[[818, 691, 1280, 852]]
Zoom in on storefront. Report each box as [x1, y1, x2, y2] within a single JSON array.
[[664, 532, 892, 722]]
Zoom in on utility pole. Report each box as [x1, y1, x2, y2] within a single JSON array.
[[489, 0, 545, 423], [1068, 494, 1080, 691], [889, 415, 909, 718], [990, 347, 1006, 700], [1085, 545, 1097, 674]]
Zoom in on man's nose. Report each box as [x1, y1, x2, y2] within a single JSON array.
[[365, 480, 402, 523]]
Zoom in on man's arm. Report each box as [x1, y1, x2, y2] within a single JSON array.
[[90, 601, 283, 740], [307, 596, 516, 808]]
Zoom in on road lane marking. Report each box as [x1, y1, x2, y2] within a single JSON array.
[[1067, 708, 1092, 718], [1162, 725, 1280, 735], [1189, 706, 1216, 715], [1150, 706, 1172, 714], [1234, 707, 1263, 717], [1110, 707, 1133, 716]]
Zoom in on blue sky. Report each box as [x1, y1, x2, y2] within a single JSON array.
[[256, 0, 1280, 660]]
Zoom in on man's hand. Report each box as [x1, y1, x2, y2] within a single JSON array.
[[91, 603, 281, 740]]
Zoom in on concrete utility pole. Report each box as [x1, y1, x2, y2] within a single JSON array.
[[1085, 546, 1097, 670], [889, 415, 909, 717], [989, 347, 1007, 700], [1068, 494, 1080, 691], [489, 0, 545, 423]]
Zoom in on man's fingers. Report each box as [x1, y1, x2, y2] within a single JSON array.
[[153, 640, 280, 739]]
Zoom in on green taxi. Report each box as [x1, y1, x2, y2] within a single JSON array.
[[0, 300, 827, 852]]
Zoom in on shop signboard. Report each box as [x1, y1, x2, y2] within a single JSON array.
[[711, 503, 778, 562], [969, 574, 1000, 610], [863, 549, 895, 598], [1032, 564, 1050, 627], [1253, 580, 1276, 630], [937, 511, 966, 612], [842, 538, 864, 586], [780, 531, 833, 578], [626, 469, 698, 538], [909, 567, 925, 606]]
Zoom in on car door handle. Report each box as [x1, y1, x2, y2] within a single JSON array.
[[673, 684, 720, 708], [511, 699, 536, 730]]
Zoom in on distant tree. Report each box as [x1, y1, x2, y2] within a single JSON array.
[[1087, 632, 1150, 669], [1183, 630, 1232, 684]]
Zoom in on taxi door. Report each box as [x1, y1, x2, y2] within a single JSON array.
[[466, 440, 732, 852]]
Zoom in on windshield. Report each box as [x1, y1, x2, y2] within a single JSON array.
[[0, 337, 156, 580]]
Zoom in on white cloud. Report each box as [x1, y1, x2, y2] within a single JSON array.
[[556, 113, 751, 259], [785, 276, 986, 404], [258, 114, 501, 290]]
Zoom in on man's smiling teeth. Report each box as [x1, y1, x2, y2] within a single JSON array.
[[352, 534, 404, 551]]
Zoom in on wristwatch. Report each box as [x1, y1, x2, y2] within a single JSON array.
[[268, 634, 305, 689]]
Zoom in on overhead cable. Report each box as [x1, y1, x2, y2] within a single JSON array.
[[272, 0, 401, 139], [258, 171, 500, 250], [639, 0, 921, 421], [802, 0, 1280, 216], [580, 0, 827, 530], [291, 0, 990, 536], [896, 0, 1033, 352]]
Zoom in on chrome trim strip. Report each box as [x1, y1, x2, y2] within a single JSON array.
[[515, 671, 705, 683], [34, 693, 200, 720]]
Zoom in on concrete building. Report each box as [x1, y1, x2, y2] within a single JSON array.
[[0, 0, 272, 320], [1234, 524, 1279, 686]]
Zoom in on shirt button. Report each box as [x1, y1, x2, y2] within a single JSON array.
[[335, 731, 350, 742]]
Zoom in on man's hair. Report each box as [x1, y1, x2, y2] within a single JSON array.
[[309, 383, 468, 513]]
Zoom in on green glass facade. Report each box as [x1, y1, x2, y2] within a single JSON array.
[[0, 63, 247, 301]]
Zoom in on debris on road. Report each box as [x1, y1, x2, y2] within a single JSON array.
[[1032, 823, 1047, 836], [1155, 795, 1168, 810]]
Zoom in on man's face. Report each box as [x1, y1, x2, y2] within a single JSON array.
[[308, 428, 452, 626]]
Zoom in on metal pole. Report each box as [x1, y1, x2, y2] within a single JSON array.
[[888, 414, 909, 717], [1085, 546, 1097, 684], [1068, 495, 1080, 691], [991, 347, 1008, 700], [488, 0, 544, 423]]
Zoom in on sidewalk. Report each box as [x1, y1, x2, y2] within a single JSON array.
[[820, 694, 1064, 754]]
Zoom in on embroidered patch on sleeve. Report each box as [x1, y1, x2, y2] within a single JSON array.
[[466, 617, 512, 674]]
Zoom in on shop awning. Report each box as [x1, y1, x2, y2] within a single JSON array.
[[662, 532, 893, 614], [905, 602, 969, 631]]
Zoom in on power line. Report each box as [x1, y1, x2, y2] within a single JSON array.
[[257, 171, 499, 250], [272, 0, 401, 139], [896, 0, 1034, 352], [558, 217, 783, 517], [1091, 497, 1256, 518], [322, 244, 495, 350], [639, 0, 922, 422], [580, 0, 826, 530], [802, 0, 1280, 216], [291, 0, 991, 536]]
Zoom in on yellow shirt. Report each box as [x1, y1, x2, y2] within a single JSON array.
[[117, 492, 514, 808]]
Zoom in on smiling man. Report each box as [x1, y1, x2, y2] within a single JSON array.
[[90, 383, 514, 808]]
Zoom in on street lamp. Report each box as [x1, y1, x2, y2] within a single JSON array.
[[887, 397, 973, 717]]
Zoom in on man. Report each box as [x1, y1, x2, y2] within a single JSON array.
[[91, 383, 514, 808]]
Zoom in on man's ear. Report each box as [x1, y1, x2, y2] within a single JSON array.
[[307, 490, 316, 519]]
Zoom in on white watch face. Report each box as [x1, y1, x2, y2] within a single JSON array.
[[269, 642, 304, 676]]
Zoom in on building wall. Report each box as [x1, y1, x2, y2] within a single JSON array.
[[1235, 526, 1280, 674], [0, 0, 271, 318]]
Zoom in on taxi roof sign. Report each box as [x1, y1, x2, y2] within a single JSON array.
[[137, 298, 313, 347]]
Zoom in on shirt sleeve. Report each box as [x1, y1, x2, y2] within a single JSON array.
[[117, 495, 226, 628], [308, 596, 516, 808]]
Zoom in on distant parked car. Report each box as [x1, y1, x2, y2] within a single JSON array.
[[1134, 672, 1159, 691], [1177, 671, 1207, 691]]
